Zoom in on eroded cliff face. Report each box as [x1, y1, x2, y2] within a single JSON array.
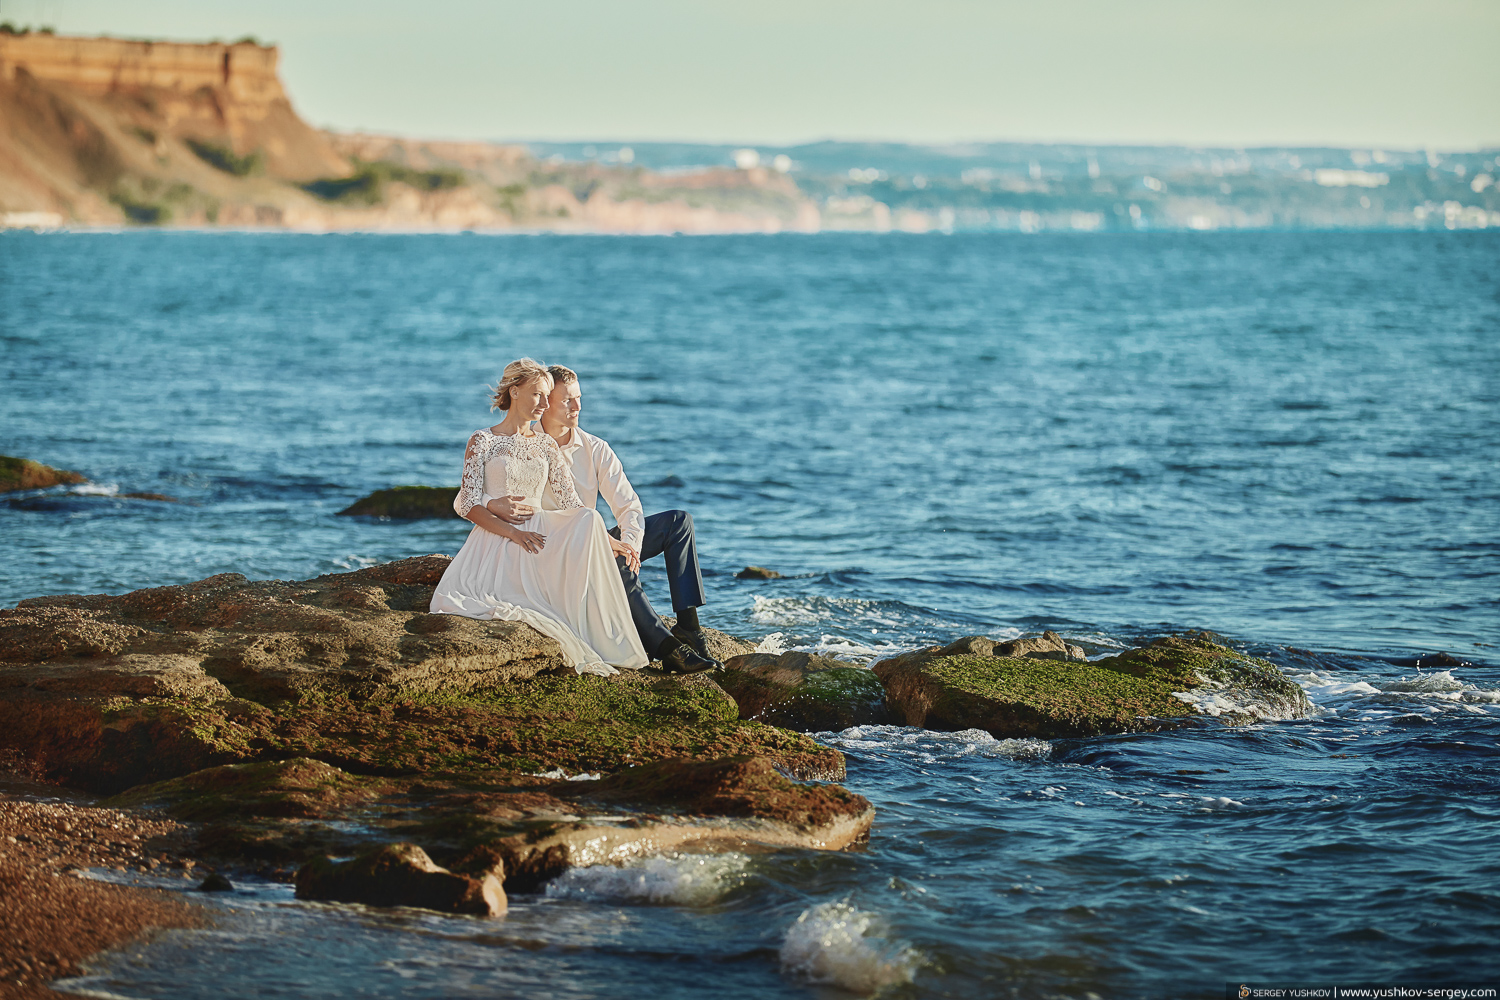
[[0, 32, 821, 232]]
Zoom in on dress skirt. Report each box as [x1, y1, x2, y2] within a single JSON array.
[[430, 507, 648, 675]]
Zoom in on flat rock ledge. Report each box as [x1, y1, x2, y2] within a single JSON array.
[[0, 557, 859, 907]]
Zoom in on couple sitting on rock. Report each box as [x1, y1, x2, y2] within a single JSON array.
[[429, 358, 719, 676]]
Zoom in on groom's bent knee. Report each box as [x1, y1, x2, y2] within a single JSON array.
[[665, 509, 692, 536]]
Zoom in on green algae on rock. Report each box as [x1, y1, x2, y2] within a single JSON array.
[[0, 454, 86, 493], [717, 651, 890, 731], [873, 632, 1310, 737], [337, 486, 460, 519]]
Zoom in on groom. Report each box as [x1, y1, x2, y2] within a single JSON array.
[[484, 364, 719, 675]]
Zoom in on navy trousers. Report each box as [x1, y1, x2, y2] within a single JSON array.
[[609, 509, 706, 657]]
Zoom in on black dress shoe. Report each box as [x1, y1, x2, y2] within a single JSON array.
[[671, 625, 718, 665], [659, 642, 717, 675]]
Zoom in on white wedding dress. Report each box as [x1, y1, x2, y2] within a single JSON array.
[[429, 427, 648, 675]]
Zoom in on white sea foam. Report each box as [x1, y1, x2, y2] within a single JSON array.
[[1385, 669, 1465, 693], [529, 768, 601, 781], [827, 724, 1050, 761], [755, 631, 789, 654], [70, 482, 119, 496], [1171, 659, 1313, 722], [543, 853, 749, 905], [1290, 667, 1500, 717], [1198, 796, 1246, 810], [779, 901, 919, 993]]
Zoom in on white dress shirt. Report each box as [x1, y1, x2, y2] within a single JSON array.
[[539, 426, 646, 551]]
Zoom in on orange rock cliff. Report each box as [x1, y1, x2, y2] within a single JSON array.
[[0, 31, 818, 232]]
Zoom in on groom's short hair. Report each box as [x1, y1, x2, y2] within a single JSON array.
[[548, 365, 578, 386]]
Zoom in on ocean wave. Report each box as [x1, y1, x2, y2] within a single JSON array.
[[779, 900, 919, 994], [753, 630, 907, 663], [1288, 668, 1500, 716], [748, 594, 980, 633], [543, 852, 749, 906], [825, 724, 1051, 762]]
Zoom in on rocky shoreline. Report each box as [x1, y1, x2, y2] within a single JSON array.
[[0, 554, 1316, 993]]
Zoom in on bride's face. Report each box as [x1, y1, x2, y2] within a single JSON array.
[[511, 377, 551, 420]]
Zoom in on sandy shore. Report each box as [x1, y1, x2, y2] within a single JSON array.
[[0, 771, 205, 999]]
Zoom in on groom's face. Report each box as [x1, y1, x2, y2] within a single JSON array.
[[549, 379, 582, 430]]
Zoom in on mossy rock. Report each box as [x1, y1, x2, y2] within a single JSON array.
[[0, 454, 85, 493], [338, 486, 459, 519], [760, 668, 890, 731], [0, 558, 844, 791], [873, 632, 1310, 738], [718, 652, 891, 732]]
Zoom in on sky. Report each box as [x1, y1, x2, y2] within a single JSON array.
[[6, 0, 1498, 149]]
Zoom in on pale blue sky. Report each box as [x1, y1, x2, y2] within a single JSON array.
[[9, 0, 1497, 148]]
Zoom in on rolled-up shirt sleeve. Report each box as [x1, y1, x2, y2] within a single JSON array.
[[593, 438, 645, 551]]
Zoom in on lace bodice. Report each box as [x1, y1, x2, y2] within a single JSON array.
[[454, 427, 584, 519]]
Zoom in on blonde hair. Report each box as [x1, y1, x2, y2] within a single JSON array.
[[489, 357, 553, 410], [547, 364, 578, 386]]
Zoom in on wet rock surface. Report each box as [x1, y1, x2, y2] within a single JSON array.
[[874, 631, 1311, 737], [296, 842, 505, 916], [717, 651, 890, 731]]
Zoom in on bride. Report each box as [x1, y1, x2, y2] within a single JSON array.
[[429, 358, 648, 675]]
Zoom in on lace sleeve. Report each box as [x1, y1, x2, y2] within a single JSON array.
[[454, 432, 488, 518], [544, 436, 584, 511]]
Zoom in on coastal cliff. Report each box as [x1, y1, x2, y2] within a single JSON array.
[[0, 31, 819, 232]]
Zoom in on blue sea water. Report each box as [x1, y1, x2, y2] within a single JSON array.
[[2, 230, 1499, 998]]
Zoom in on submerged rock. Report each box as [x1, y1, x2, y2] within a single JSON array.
[[874, 631, 1310, 738], [195, 873, 234, 892], [337, 486, 460, 519], [717, 651, 889, 731], [0, 455, 86, 493], [295, 842, 505, 916], [735, 566, 783, 580]]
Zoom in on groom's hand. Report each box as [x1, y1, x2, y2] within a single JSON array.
[[486, 495, 536, 524], [609, 537, 641, 574]]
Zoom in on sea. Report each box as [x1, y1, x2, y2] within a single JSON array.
[[2, 230, 1497, 998]]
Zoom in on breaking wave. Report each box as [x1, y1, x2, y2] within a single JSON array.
[[779, 900, 919, 994], [543, 853, 750, 906]]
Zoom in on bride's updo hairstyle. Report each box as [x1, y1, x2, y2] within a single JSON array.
[[489, 357, 552, 410]]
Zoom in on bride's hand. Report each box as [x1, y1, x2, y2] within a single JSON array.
[[486, 495, 536, 524], [506, 527, 546, 554], [608, 536, 641, 574]]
